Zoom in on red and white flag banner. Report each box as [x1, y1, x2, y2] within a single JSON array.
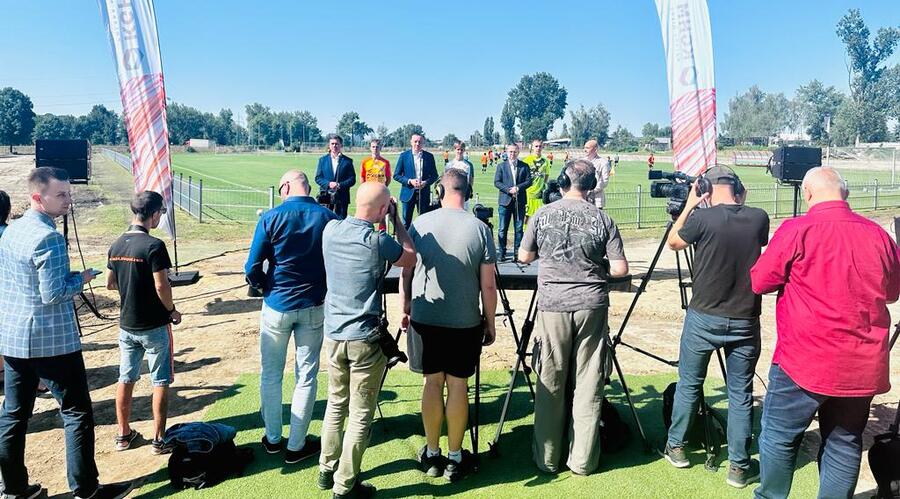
[[99, 0, 175, 238], [656, 0, 717, 176]]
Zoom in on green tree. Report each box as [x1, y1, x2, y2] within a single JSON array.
[[607, 126, 639, 152], [33, 114, 78, 140], [441, 133, 460, 148], [77, 105, 120, 145], [0, 87, 36, 152], [387, 123, 426, 148], [245, 103, 276, 147], [722, 85, 792, 141], [374, 124, 389, 142], [505, 72, 567, 141], [483, 117, 495, 146], [336, 111, 372, 148], [835, 8, 900, 142], [500, 101, 516, 144], [794, 80, 845, 143], [469, 130, 484, 148], [641, 122, 661, 143], [568, 104, 611, 147]]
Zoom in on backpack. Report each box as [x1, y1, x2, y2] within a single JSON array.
[[599, 397, 632, 453], [662, 382, 726, 470], [168, 439, 254, 490], [868, 402, 900, 498]]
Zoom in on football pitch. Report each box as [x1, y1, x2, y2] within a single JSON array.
[[169, 151, 898, 227]]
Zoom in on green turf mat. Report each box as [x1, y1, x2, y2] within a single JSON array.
[[133, 370, 818, 498]]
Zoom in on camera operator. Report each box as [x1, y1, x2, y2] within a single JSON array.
[[319, 183, 415, 498], [518, 159, 628, 476], [751, 167, 899, 499], [400, 169, 497, 482], [662, 166, 769, 489]]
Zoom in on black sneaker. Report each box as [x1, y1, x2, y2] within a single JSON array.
[[261, 435, 283, 454], [726, 459, 760, 489], [1, 484, 43, 499], [318, 470, 335, 490], [74, 482, 135, 499], [443, 449, 476, 482], [114, 429, 140, 452], [660, 443, 690, 468], [417, 445, 444, 477], [151, 438, 174, 455], [285, 436, 321, 464], [333, 481, 375, 499]]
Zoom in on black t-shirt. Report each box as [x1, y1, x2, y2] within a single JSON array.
[[678, 204, 770, 318], [107, 228, 173, 331]]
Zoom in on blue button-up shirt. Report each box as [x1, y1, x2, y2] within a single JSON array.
[[244, 196, 337, 312], [0, 209, 84, 358]]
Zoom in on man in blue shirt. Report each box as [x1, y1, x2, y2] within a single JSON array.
[[318, 182, 416, 498], [245, 170, 337, 464], [0, 167, 132, 499]]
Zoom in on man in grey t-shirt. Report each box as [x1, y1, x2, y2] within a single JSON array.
[[400, 169, 498, 481], [519, 158, 629, 476], [320, 183, 416, 498]]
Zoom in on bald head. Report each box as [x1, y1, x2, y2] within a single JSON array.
[[583, 139, 598, 158], [801, 167, 848, 206], [355, 182, 391, 223], [279, 170, 310, 199]]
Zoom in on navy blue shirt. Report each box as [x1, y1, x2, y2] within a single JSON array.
[[244, 196, 338, 312]]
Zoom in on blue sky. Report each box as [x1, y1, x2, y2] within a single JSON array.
[[1, 1, 898, 139]]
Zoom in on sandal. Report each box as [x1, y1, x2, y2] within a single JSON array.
[[115, 429, 141, 451]]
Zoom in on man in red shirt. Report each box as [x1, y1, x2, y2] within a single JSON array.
[[750, 167, 900, 499]]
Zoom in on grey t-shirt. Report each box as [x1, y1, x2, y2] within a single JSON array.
[[323, 217, 403, 341], [521, 198, 625, 312], [409, 208, 496, 328]]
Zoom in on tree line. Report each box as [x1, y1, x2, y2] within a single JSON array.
[[1, 9, 897, 152]]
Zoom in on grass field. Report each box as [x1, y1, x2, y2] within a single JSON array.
[[168, 151, 900, 227], [132, 370, 819, 498]]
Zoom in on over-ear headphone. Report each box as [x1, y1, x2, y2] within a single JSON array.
[[695, 166, 744, 197], [436, 177, 472, 201], [557, 162, 598, 191]]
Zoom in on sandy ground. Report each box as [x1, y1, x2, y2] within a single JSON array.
[[0, 153, 898, 497]]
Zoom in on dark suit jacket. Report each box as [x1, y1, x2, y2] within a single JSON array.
[[392, 149, 438, 203], [314, 154, 356, 205], [494, 160, 533, 208]]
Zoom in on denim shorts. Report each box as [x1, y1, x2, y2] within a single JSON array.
[[118, 325, 174, 386]]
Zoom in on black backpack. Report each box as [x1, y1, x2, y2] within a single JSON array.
[[868, 402, 900, 498], [662, 382, 726, 470], [599, 397, 632, 453], [168, 440, 254, 490]]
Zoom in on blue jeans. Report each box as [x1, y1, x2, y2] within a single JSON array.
[[118, 325, 174, 386], [667, 308, 760, 469], [259, 302, 324, 452], [497, 202, 524, 257], [0, 352, 99, 497], [755, 364, 872, 499]]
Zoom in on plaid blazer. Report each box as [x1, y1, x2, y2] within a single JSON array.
[[0, 209, 84, 358]]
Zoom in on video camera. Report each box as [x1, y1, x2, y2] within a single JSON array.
[[648, 170, 697, 217], [473, 203, 494, 227], [316, 189, 336, 208], [365, 316, 407, 368], [542, 180, 563, 205]]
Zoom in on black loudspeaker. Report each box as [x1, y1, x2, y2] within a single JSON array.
[[770, 146, 821, 183], [34, 140, 92, 184], [894, 217, 899, 245]]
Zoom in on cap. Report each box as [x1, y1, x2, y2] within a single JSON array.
[[704, 165, 739, 185]]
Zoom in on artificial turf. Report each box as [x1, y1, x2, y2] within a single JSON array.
[[132, 370, 819, 498]]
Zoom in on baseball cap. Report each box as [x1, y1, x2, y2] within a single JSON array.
[[704, 165, 740, 185]]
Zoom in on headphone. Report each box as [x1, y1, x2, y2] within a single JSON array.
[[436, 176, 472, 201], [695, 165, 744, 197], [557, 162, 598, 192]]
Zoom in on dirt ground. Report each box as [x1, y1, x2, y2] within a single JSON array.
[[0, 153, 898, 497]]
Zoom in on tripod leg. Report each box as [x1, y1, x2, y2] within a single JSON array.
[[469, 360, 481, 468], [609, 346, 650, 451], [715, 348, 727, 383], [489, 353, 526, 455], [698, 390, 719, 472]]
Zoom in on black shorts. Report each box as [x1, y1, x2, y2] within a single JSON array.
[[410, 320, 483, 378]]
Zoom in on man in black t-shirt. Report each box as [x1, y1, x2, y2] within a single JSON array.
[[106, 191, 181, 455], [662, 166, 769, 490]]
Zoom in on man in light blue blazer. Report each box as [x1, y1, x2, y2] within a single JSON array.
[[494, 143, 533, 261], [315, 134, 356, 219], [392, 133, 438, 228]]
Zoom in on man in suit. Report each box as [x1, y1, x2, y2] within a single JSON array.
[[494, 143, 533, 261], [315, 134, 356, 219], [393, 133, 438, 228]]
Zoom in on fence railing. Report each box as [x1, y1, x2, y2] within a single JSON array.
[[101, 149, 900, 228]]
